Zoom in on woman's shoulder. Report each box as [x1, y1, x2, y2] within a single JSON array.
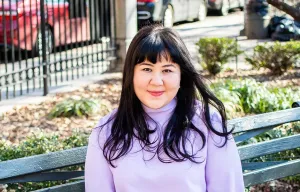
[[192, 100, 223, 132], [191, 100, 207, 133], [88, 108, 118, 147], [193, 100, 220, 119]]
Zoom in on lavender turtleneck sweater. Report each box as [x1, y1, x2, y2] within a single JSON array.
[[85, 99, 244, 192]]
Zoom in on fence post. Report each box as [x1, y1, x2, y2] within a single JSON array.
[[114, 0, 137, 71], [40, 0, 49, 96]]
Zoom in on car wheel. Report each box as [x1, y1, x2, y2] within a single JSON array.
[[219, 0, 229, 16], [239, 3, 244, 11], [239, 0, 244, 11], [35, 25, 54, 56], [162, 5, 174, 28], [197, 0, 207, 21]]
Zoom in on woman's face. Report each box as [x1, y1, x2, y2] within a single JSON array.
[[133, 56, 181, 109]]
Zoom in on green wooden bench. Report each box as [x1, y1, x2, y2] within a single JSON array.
[[1, 101, 300, 191]]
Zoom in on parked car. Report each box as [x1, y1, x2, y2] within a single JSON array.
[[137, 0, 207, 28], [0, 0, 90, 56], [207, 0, 244, 16]]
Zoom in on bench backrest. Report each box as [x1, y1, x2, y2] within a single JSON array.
[[1, 102, 300, 191]]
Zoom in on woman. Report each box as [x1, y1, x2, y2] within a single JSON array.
[[85, 25, 244, 192]]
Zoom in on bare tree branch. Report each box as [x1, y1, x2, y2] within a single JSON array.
[[267, 0, 300, 22]]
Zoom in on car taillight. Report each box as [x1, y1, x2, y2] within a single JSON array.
[[137, 0, 157, 2]]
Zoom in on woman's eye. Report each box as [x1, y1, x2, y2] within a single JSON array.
[[142, 68, 152, 72], [163, 69, 173, 73]]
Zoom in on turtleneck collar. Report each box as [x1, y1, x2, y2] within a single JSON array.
[[142, 98, 177, 126], [142, 97, 177, 113]]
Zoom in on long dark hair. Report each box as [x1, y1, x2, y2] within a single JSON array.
[[98, 25, 232, 167]]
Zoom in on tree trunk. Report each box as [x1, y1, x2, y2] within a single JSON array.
[[267, 0, 300, 22]]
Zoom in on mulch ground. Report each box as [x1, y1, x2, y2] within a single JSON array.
[[204, 68, 300, 88], [0, 78, 122, 145]]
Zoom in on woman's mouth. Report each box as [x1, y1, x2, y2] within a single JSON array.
[[148, 91, 164, 97]]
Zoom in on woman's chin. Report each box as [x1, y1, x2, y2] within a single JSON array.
[[144, 101, 166, 109]]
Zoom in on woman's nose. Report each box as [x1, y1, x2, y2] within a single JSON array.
[[150, 73, 163, 86]]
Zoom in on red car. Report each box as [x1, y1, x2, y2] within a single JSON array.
[[0, 0, 90, 55]]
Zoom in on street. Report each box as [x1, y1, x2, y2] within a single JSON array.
[[175, 10, 244, 38]]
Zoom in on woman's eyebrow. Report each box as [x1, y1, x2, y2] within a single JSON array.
[[162, 64, 176, 68], [139, 62, 154, 66]]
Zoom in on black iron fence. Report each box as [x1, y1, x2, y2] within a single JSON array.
[[0, 0, 117, 101]]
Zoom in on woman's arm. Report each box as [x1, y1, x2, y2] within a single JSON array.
[[205, 112, 245, 192], [85, 128, 115, 191]]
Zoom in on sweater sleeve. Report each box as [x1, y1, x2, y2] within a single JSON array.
[[85, 118, 116, 192], [205, 112, 245, 192]]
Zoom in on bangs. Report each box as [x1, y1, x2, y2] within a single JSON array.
[[134, 33, 183, 65]]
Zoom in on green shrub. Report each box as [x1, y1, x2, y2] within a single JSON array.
[[210, 79, 300, 115], [196, 37, 243, 75], [232, 79, 280, 114], [0, 131, 89, 191], [210, 86, 244, 118], [245, 41, 300, 75], [236, 80, 300, 114], [48, 98, 100, 118]]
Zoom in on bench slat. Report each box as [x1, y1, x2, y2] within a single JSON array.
[[33, 180, 85, 192], [0, 147, 87, 180], [244, 159, 300, 187], [242, 161, 286, 171], [234, 127, 273, 145], [229, 107, 300, 133], [0, 171, 84, 184], [238, 134, 300, 161]]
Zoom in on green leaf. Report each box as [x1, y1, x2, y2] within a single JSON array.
[[48, 98, 100, 118]]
